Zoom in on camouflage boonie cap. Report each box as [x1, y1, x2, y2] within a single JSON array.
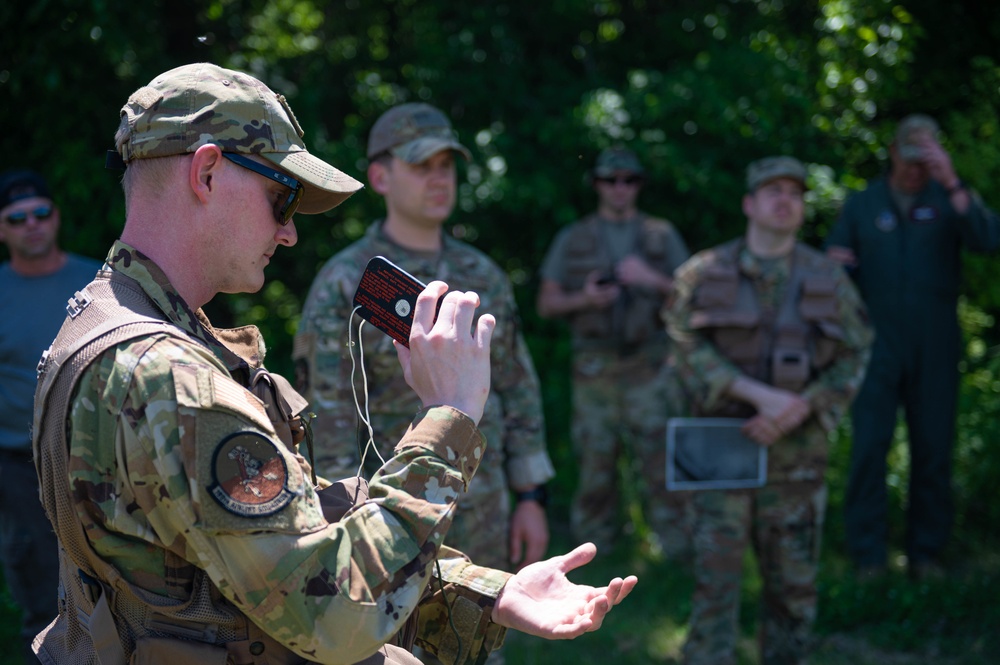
[[366, 103, 471, 163], [746, 156, 808, 191], [115, 62, 362, 215], [895, 114, 940, 162], [592, 146, 645, 178]]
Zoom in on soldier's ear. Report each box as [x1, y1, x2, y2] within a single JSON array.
[[189, 145, 225, 204], [368, 160, 390, 196]]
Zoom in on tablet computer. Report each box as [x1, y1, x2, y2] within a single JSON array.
[[666, 417, 767, 491]]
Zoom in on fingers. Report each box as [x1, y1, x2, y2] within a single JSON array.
[[412, 281, 484, 337], [742, 416, 780, 446], [411, 281, 449, 336], [522, 536, 548, 569], [404, 281, 493, 423], [618, 575, 639, 603], [587, 575, 638, 628], [509, 528, 524, 567], [826, 245, 857, 267], [476, 313, 496, 351], [393, 339, 411, 376], [557, 542, 598, 575]]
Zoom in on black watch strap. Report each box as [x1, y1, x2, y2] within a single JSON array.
[[514, 485, 548, 507]]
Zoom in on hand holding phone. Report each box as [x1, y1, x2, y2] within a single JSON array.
[[353, 256, 496, 423]]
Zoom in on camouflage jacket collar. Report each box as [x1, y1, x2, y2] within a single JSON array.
[[736, 239, 793, 285], [104, 240, 265, 373], [366, 218, 449, 261]]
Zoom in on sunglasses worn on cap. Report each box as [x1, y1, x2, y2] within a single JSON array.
[[595, 175, 643, 186], [2, 205, 54, 226], [222, 153, 303, 225]]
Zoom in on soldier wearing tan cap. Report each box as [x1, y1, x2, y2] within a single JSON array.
[[536, 145, 691, 558], [31, 64, 635, 665], [666, 156, 872, 665], [294, 103, 554, 604]]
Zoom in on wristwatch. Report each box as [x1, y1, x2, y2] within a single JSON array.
[[514, 485, 548, 507]]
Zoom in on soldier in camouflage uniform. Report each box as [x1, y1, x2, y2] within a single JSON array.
[[537, 146, 691, 556], [30, 62, 636, 665], [665, 156, 873, 665], [295, 103, 554, 578]]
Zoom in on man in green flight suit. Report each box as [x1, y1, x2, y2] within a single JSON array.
[[31, 62, 636, 665], [666, 156, 872, 664], [826, 114, 1000, 579]]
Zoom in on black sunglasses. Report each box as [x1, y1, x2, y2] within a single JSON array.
[[2, 205, 54, 226], [222, 153, 304, 225], [595, 175, 644, 186]]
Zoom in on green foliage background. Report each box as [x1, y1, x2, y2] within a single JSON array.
[[2, 1, 1000, 662]]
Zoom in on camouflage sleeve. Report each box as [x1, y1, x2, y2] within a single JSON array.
[[76, 336, 488, 664], [538, 226, 573, 285], [293, 259, 366, 478], [664, 257, 744, 411], [414, 547, 512, 664], [800, 268, 874, 431], [489, 276, 555, 488], [663, 221, 691, 272]]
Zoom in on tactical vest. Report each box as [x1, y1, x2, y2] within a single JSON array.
[[687, 240, 845, 418], [561, 213, 676, 352], [31, 271, 312, 665]]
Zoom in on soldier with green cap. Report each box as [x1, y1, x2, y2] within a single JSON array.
[[826, 114, 1000, 580], [31, 63, 636, 665], [536, 145, 691, 557], [294, 103, 554, 592], [665, 156, 872, 665]]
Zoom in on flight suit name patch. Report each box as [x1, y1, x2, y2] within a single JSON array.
[[910, 205, 939, 224], [208, 432, 294, 517], [874, 210, 897, 232]]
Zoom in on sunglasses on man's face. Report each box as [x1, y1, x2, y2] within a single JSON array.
[[595, 175, 644, 187], [222, 152, 304, 225], [2, 205, 54, 227]]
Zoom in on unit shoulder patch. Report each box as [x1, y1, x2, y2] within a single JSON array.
[[208, 432, 294, 517]]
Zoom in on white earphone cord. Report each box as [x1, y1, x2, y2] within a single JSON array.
[[348, 306, 387, 476]]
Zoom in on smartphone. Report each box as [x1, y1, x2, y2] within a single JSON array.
[[352, 256, 427, 348]]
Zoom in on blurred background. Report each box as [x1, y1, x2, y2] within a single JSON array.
[[2, 1, 999, 662]]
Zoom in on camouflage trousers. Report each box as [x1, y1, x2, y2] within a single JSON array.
[[684, 481, 828, 665], [569, 346, 692, 558]]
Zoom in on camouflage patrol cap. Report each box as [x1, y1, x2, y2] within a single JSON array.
[[894, 114, 940, 162], [592, 146, 645, 178], [366, 103, 471, 163], [115, 62, 362, 214], [746, 156, 808, 192]]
